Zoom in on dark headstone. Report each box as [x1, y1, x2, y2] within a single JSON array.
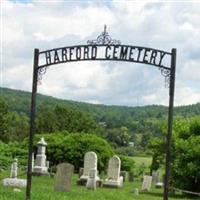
[[128, 172, 134, 182], [54, 163, 74, 192]]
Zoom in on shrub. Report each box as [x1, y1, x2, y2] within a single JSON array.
[[33, 132, 114, 172], [119, 155, 135, 172], [0, 141, 27, 169]]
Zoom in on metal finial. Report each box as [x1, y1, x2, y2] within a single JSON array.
[[104, 25, 107, 34], [87, 25, 121, 45]]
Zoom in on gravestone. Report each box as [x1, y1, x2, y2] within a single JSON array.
[[33, 137, 49, 175], [86, 168, 97, 190], [103, 155, 123, 188], [79, 168, 84, 178], [128, 171, 134, 182], [79, 151, 99, 185], [3, 158, 27, 188], [120, 171, 127, 182], [32, 153, 34, 172], [54, 163, 74, 192], [141, 175, 152, 192], [134, 188, 139, 195], [152, 170, 159, 184], [10, 158, 18, 178]]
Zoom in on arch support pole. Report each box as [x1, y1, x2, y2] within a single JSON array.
[[26, 48, 39, 200], [164, 48, 176, 200]]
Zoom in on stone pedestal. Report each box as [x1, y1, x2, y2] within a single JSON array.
[[3, 178, 27, 188]]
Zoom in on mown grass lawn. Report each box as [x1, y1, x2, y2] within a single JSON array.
[[132, 156, 152, 167], [0, 172, 196, 200]]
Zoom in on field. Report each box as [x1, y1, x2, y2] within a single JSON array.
[[0, 172, 195, 200], [132, 156, 152, 167]]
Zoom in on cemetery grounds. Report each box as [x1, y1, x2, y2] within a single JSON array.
[[0, 156, 195, 200]]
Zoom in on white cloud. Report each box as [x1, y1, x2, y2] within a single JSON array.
[[1, 0, 200, 106]]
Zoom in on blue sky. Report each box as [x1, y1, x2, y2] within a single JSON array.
[[1, 0, 200, 106]]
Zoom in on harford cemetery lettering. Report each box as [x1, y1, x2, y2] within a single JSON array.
[[39, 45, 170, 69]]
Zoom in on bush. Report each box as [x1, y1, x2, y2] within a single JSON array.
[[171, 118, 200, 193], [119, 155, 135, 172], [33, 132, 114, 172], [149, 117, 200, 193], [0, 141, 27, 169]]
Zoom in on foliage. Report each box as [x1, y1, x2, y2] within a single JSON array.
[[2, 87, 200, 139], [0, 141, 27, 169], [36, 104, 100, 134], [6, 112, 29, 142], [171, 118, 200, 193], [0, 97, 9, 142], [33, 132, 114, 172], [115, 146, 135, 156], [119, 155, 135, 172], [148, 137, 165, 172], [149, 117, 200, 193], [104, 127, 131, 147]]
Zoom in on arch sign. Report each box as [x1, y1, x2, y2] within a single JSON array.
[[26, 26, 176, 200]]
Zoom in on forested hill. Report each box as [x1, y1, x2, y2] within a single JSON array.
[[1, 87, 200, 128]]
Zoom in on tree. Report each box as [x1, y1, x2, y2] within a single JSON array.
[[36, 104, 100, 134], [140, 132, 151, 150], [0, 98, 9, 142], [105, 126, 131, 147], [149, 117, 200, 193], [6, 112, 29, 141], [171, 118, 200, 193]]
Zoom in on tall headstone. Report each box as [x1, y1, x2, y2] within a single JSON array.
[[10, 158, 18, 178], [141, 175, 152, 192], [103, 155, 123, 188], [33, 137, 49, 175], [79, 151, 99, 184], [86, 168, 97, 190], [54, 163, 74, 192], [32, 153, 34, 172]]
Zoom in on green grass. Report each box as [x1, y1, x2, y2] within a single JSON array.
[[0, 173, 196, 200], [132, 156, 152, 167]]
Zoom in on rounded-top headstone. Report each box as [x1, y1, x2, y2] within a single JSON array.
[[54, 163, 74, 192], [83, 151, 97, 176]]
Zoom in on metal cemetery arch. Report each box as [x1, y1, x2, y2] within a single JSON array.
[[26, 26, 176, 200]]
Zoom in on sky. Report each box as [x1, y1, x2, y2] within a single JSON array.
[[1, 0, 200, 107]]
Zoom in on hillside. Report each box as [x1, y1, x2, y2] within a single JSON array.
[[1, 87, 200, 128]]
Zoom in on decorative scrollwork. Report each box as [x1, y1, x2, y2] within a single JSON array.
[[37, 67, 48, 83], [87, 25, 121, 45], [159, 68, 171, 88]]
